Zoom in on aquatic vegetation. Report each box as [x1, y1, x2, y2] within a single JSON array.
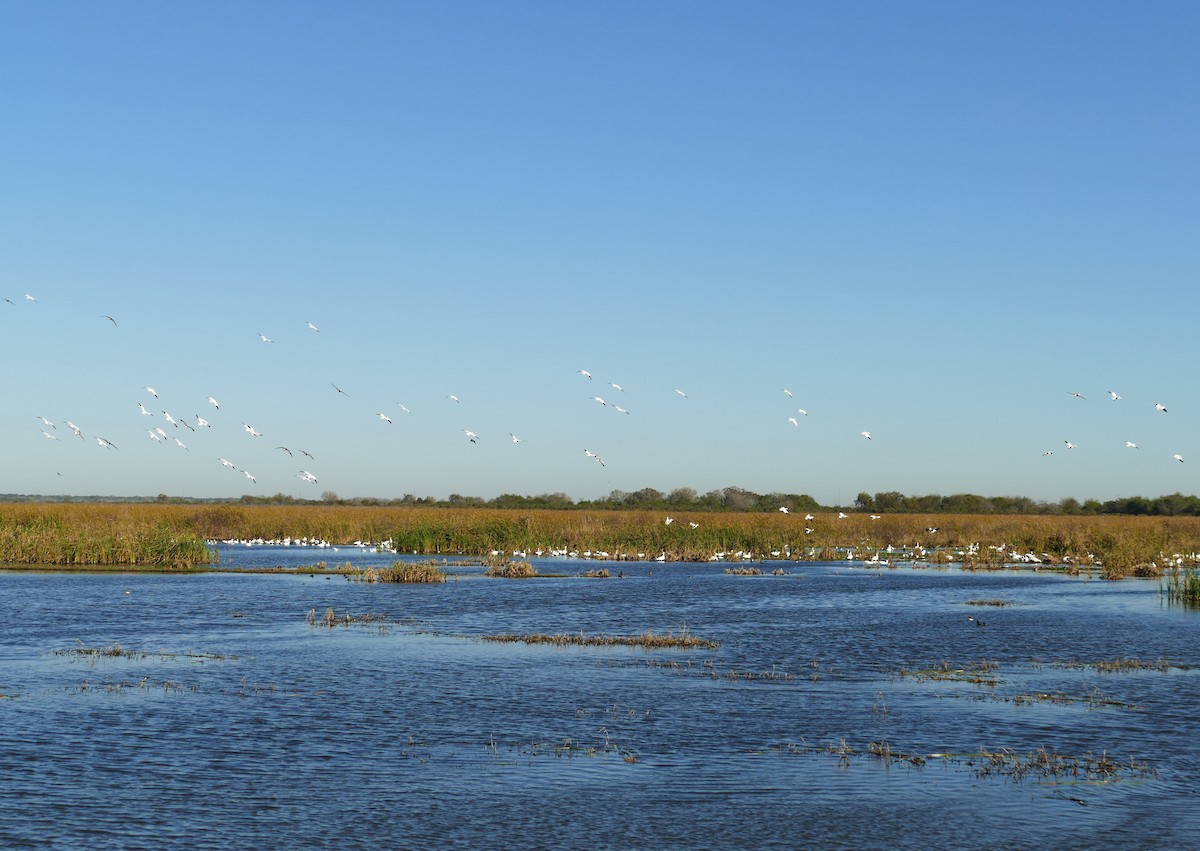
[[485, 560, 538, 578], [896, 660, 1001, 687], [965, 599, 1011, 607], [482, 627, 718, 650], [54, 643, 237, 662], [305, 607, 390, 629], [1164, 564, 1200, 607], [353, 561, 446, 583]]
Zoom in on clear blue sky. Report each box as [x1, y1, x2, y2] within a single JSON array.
[[2, 1, 1196, 504]]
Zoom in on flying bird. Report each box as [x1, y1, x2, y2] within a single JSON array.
[[783, 389, 793, 397], [103, 315, 117, 326], [138, 403, 153, 416], [396, 402, 412, 414], [1125, 441, 1139, 449], [65, 422, 83, 439], [787, 417, 799, 427], [162, 411, 177, 427], [276, 446, 293, 457], [378, 413, 393, 424], [779, 506, 789, 514], [860, 431, 872, 440], [1069, 392, 1086, 400], [578, 369, 592, 379], [195, 415, 210, 428], [24, 293, 36, 302], [258, 333, 273, 343], [299, 449, 315, 460], [612, 404, 630, 414], [332, 383, 350, 397], [674, 389, 688, 398], [174, 438, 188, 451], [609, 382, 624, 392], [244, 424, 262, 438], [447, 395, 460, 403], [242, 470, 256, 483], [796, 408, 809, 416], [1108, 391, 1121, 401], [1174, 454, 1185, 463], [298, 470, 318, 484], [41, 430, 60, 440], [306, 321, 319, 332], [1155, 402, 1168, 413], [510, 433, 522, 444], [36, 416, 55, 429], [584, 449, 605, 466], [208, 396, 220, 409], [591, 396, 607, 406], [1042, 450, 1054, 457], [145, 387, 158, 398], [464, 429, 478, 443], [219, 458, 235, 468], [95, 437, 118, 450], [1064, 440, 1077, 449]]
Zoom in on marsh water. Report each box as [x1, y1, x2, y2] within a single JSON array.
[[2, 546, 1198, 849]]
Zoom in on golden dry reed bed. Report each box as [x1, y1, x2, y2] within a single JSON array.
[[2, 503, 1200, 579]]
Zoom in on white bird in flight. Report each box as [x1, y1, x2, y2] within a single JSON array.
[[860, 431, 872, 440], [1069, 392, 1086, 400], [1064, 440, 1077, 449], [783, 389, 793, 397], [591, 396, 606, 406], [787, 417, 799, 427], [298, 470, 318, 484], [242, 470, 256, 483], [24, 293, 36, 302], [584, 449, 605, 466], [95, 437, 117, 450], [1108, 391, 1121, 401], [306, 321, 319, 332], [464, 429, 478, 443], [37, 416, 55, 429], [174, 438, 188, 451], [1042, 450, 1054, 457], [139, 403, 153, 416], [510, 433, 522, 444], [258, 333, 273, 343], [779, 506, 789, 514], [244, 424, 262, 438], [65, 421, 83, 439], [219, 458, 235, 468], [1155, 402, 1168, 413], [145, 387, 158, 398], [396, 402, 412, 414], [208, 396, 220, 410], [609, 382, 624, 392], [1126, 441, 1139, 449], [1174, 454, 1185, 463], [796, 408, 809, 416], [447, 394, 460, 403], [42, 430, 60, 440], [674, 389, 688, 398], [162, 411, 177, 427], [378, 413, 392, 424], [195, 415, 210, 428], [578, 369, 592, 379], [613, 404, 630, 414]]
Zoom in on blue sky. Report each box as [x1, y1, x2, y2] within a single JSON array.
[[2, 1, 1196, 504]]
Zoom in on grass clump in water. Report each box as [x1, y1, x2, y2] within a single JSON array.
[[486, 560, 538, 578], [355, 560, 446, 583], [482, 626, 718, 650]]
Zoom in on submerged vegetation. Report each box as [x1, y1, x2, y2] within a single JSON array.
[[482, 628, 718, 650], [2, 502, 1200, 578]]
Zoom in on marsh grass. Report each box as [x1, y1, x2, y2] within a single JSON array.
[[55, 643, 236, 662], [305, 607, 390, 629], [354, 561, 446, 583], [482, 627, 718, 650], [485, 560, 538, 578], [1165, 565, 1200, 607], [897, 660, 1000, 687], [965, 599, 1012, 607], [5, 504, 1200, 576], [1049, 657, 1175, 673]]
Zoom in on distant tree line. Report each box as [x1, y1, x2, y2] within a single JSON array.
[[5, 488, 1200, 516]]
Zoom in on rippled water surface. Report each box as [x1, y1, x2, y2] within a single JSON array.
[[3, 547, 1199, 849]]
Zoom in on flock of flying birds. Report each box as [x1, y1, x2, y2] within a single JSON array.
[[1051, 391, 1183, 464], [13, 291, 1191, 498]]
